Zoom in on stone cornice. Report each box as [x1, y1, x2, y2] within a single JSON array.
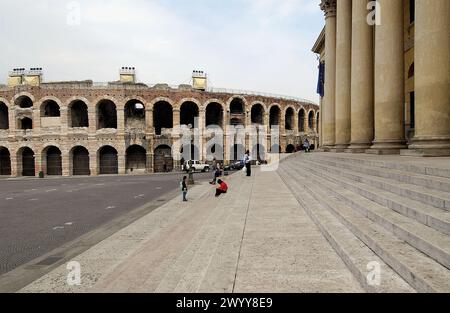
[[320, 0, 337, 18]]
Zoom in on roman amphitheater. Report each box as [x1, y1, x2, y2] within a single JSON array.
[[0, 69, 319, 177]]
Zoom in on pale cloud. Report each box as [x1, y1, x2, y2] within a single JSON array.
[[0, 0, 324, 103]]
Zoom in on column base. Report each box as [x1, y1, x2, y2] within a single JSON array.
[[401, 136, 450, 157], [322, 145, 335, 152], [346, 143, 372, 154], [367, 140, 407, 155], [333, 144, 350, 153]]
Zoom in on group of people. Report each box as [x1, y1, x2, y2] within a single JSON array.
[[181, 150, 253, 202]]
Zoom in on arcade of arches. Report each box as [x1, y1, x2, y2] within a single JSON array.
[[0, 88, 318, 176]]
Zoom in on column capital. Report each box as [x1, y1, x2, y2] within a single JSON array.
[[320, 0, 337, 18]]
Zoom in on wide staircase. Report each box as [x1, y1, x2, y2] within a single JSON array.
[[278, 152, 450, 293]]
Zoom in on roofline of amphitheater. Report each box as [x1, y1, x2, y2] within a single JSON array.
[[0, 80, 318, 108]]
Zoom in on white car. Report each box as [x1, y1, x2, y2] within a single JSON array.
[[184, 160, 210, 173]]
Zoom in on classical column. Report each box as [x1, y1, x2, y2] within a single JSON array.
[[405, 0, 450, 156], [320, 0, 337, 149], [348, 0, 374, 152], [369, 0, 406, 154], [334, 0, 352, 151]]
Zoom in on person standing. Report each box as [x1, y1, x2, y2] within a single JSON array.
[[210, 158, 217, 184], [303, 139, 310, 153], [181, 176, 188, 202], [244, 150, 252, 177]]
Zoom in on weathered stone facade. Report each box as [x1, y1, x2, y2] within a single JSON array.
[[0, 81, 319, 177]]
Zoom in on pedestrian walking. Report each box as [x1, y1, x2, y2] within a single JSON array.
[[215, 179, 228, 197], [180, 176, 188, 202], [210, 158, 218, 184], [244, 150, 252, 177], [303, 139, 311, 153]]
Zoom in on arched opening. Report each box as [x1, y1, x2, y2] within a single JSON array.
[[98, 146, 118, 175], [286, 144, 296, 154], [43, 146, 62, 176], [125, 99, 145, 130], [308, 111, 314, 130], [15, 96, 33, 109], [206, 143, 224, 162], [269, 106, 280, 129], [252, 144, 266, 162], [251, 104, 264, 125], [299, 109, 306, 132], [180, 102, 199, 128], [285, 108, 294, 130], [316, 113, 320, 132], [19, 147, 35, 176], [69, 100, 89, 128], [153, 101, 173, 135], [71, 146, 90, 176], [0, 102, 9, 130], [154, 145, 173, 173], [230, 144, 245, 162], [126, 145, 147, 173], [19, 117, 33, 130], [230, 98, 245, 115], [0, 147, 11, 176], [41, 100, 60, 117], [97, 100, 117, 129], [206, 102, 224, 127]]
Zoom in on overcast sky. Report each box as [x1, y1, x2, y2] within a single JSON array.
[[0, 0, 324, 103]]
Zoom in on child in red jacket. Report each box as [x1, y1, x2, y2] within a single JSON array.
[[215, 179, 228, 197]]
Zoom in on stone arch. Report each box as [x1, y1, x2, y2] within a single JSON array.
[[40, 99, 61, 118], [68, 99, 89, 128], [176, 98, 201, 111], [96, 99, 118, 129], [98, 145, 118, 175], [298, 108, 306, 132], [205, 101, 225, 127], [285, 107, 295, 130], [124, 98, 146, 130], [251, 103, 265, 125], [308, 110, 315, 130], [154, 145, 173, 173], [0, 146, 11, 176], [17, 147, 35, 176], [153, 100, 173, 135], [269, 104, 281, 128], [70, 146, 90, 176], [12, 92, 35, 108], [228, 96, 246, 115], [0, 101, 9, 130], [126, 145, 147, 173], [42, 145, 63, 176], [180, 101, 200, 128]]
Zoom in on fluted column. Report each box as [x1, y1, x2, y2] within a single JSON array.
[[369, 0, 406, 154], [348, 0, 374, 152], [320, 0, 337, 149], [334, 0, 352, 151], [405, 0, 450, 156]]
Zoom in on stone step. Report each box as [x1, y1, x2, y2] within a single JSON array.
[[299, 158, 450, 236], [311, 154, 450, 193], [279, 162, 450, 292], [311, 153, 450, 179], [305, 157, 450, 211], [277, 166, 415, 293], [290, 160, 450, 269]]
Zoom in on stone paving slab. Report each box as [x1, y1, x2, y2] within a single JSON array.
[[20, 167, 364, 293]]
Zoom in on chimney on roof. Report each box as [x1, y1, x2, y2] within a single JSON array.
[[192, 70, 207, 91], [120, 67, 136, 83]]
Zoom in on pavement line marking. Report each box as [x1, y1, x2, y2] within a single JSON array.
[[46, 189, 57, 192], [156, 187, 163, 190], [29, 199, 39, 201], [65, 222, 73, 226], [53, 226, 64, 230], [134, 194, 145, 199], [5, 197, 13, 200], [106, 206, 116, 210]]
